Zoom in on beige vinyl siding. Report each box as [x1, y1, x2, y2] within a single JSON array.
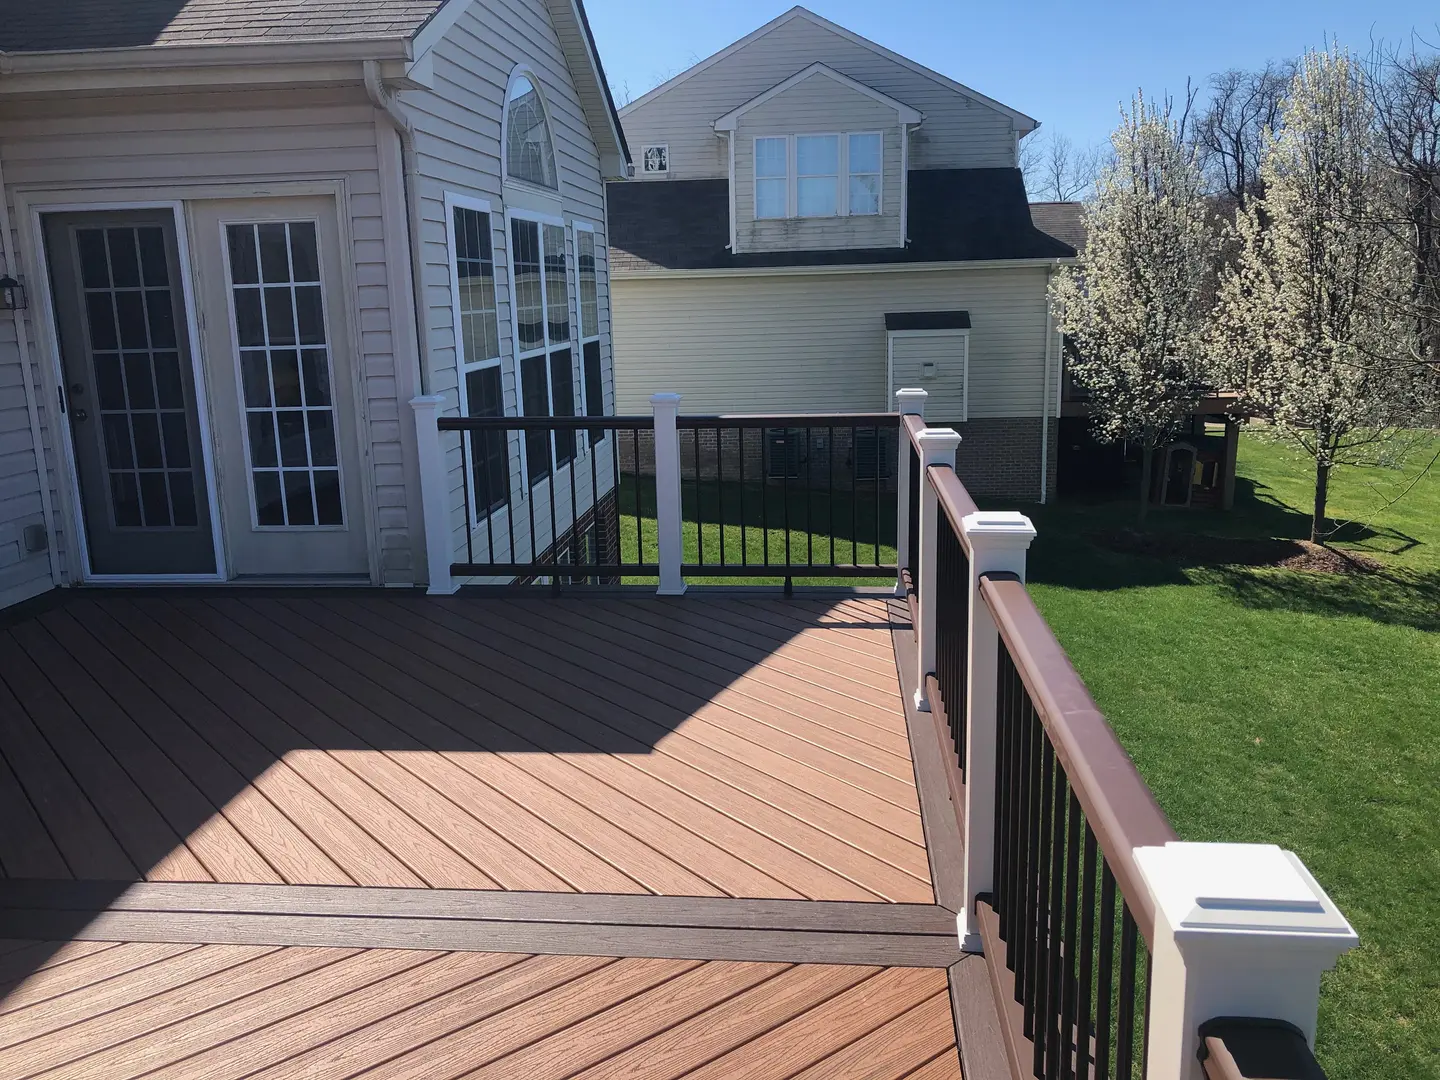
[[0, 85, 407, 585], [619, 14, 1017, 181], [0, 264, 52, 607], [734, 76, 902, 253], [890, 332, 968, 420], [407, 0, 616, 569], [612, 266, 1049, 422]]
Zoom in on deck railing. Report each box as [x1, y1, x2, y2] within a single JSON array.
[[412, 394, 898, 590], [896, 395, 1357, 1080]]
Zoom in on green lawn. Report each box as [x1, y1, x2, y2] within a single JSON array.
[[1026, 435, 1440, 1080], [617, 477, 897, 586]]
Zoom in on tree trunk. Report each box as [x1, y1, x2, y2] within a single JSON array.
[[1138, 447, 1153, 525], [1312, 460, 1330, 544]]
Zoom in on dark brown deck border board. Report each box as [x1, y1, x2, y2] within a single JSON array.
[[0, 909, 960, 968], [0, 881, 953, 935], [888, 600, 965, 913], [948, 952, 1014, 1080]]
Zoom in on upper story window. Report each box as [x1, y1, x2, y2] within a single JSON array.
[[641, 145, 669, 174], [796, 135, 839, 217], [755, 137, 788, 219], [505, 70, 558, 190], [753, 132, 884, 220]]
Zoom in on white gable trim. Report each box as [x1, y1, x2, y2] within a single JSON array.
[[409, 0, 467, 60], [620, 6, 1037, 131], [712, 63, 922, 132]]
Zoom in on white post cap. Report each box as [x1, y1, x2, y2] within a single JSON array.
[[650, 392, 682, 407], [896, 388, 928, 411], [1137, 843, 1356, 953], [961, 511, 1037, 545], [410, 393, 446, 410], [914, 427, 962, 454]]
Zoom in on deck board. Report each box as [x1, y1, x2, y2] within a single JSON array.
[[0, 944, 958, 1080]]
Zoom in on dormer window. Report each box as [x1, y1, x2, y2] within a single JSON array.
[[751, 132, 884, 219], [796, 135, 839, 217], [848, 133, 882, 215], [755, 137, 787, 219], [504, 70, 558, 189]]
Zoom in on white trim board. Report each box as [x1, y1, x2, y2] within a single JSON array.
[[611, 257, 1069, 280], [713, 64, 922, 131], [619, 6, 1037, 131]]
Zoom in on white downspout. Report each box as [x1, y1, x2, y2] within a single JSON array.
[[1039, 266, 1053, 504], [364, 59, 430, 396], [0, 136, 62, 587]]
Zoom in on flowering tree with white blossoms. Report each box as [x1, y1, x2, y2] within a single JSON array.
[[1051, 92, 1216, 522], [1214, 48, 1432, 543]]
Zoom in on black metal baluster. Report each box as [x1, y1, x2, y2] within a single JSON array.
[[1077, 826, 1099, 1080], [1014, 680, 1039, 997], [993, 646, 1012, 920], [782, 431, 791, 572], [1030, 737, 1055, 1059], [525, 428, 538, 577], [506, 428, 517, 569], [1044, 766, 1068, 1079], [547, 429, 559, 594], [692, 424, 703, 567], [460, 429, 474, 569], [806, 426, 814, 569], [632, 428, 642, 568], [1116, 904, 1139, 1080], [1061, 789, 1082, 1080], [568, 423, 580, 584], [718, 426, 726, 568], [851, 427, 859, 569], [762, 430, 770, 568], [1140, 949, 1153, 1080], [610, 425, 621, 568], [874, 426, 881, 566], [828, 424, 836, 569], [482, 429, 497, 567], [1095, 866, 1117, 1080], [589, 426, 600, 573]]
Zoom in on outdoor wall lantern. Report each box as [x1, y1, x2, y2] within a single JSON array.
[[0, 275, 25, 311]]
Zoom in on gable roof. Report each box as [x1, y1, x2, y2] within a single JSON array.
[[607, 168, 1075, 274], [0, 0, 445, 51], [619, 6, 1036, 132], [713, 63, 922, 131], [1029, 202, 1086, 253]]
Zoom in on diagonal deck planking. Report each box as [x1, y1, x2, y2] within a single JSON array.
[[0, 589, 983, 1077], [0, 942, 961, 1080], [0, 592, 929, 903]]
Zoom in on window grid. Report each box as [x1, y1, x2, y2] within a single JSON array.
[[512, 216, 577, 487], [80, 226, 197, 530], [754, 136, 788, 219], [452, 203, 509, 524], [797, 134, 840, 218], [848, 132, 883, 215], [753, 131, 884, 220], [227, 221, 343, 529]]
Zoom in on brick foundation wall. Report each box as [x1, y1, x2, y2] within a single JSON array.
[[924, 416, 1058, 504]]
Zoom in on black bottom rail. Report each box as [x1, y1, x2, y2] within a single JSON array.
[[991, 645, 1152, 1080]]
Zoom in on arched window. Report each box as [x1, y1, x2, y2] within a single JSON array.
[[504, 69, 558, 189]]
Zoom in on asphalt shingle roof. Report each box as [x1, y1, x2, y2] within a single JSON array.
[[1028, 201, 1086, 254], [0, 0, 448, 51], [608, 168, 1078, 273]]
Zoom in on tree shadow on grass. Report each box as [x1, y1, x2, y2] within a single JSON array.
[[1026, 477, 1439, 633]]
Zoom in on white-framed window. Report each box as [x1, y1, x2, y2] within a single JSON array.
[[503, 66, 558, 190], [751, 132, 885, 220], [796, 134, 840, 217], [848, 132, 883, 215], [508, 210, 576, 487], [574, 221, 608, 447], [446, 193, 510, 525], [641, 145, 669, 174], [754, 136, 788, 219]]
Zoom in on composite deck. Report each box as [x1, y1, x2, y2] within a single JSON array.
[[0, 590, 982, 1078]]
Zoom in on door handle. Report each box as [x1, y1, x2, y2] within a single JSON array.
[[72, 408, 88, 422]]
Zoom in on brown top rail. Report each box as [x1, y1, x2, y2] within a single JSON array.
[[1198, 1018, 1327, 1080], [437, 416, 654, 431], [980, 572, 1178, 944], [927, 463, 979, 544], [902, 412, 927, 449], [676, 413, 899, 429]]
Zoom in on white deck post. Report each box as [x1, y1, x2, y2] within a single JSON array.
[[894, 388, 927, 596], [651, 392, 686, 596], [912, 428, 961, 713], [1135, 842, 1358, 1080], [410, 394, 458, 595], [957, 510, 1036, 952]]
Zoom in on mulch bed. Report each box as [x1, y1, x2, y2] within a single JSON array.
[[1089, 531, 1382, 574]]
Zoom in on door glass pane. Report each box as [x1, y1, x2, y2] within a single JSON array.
[[511, 219, 544, 352], [77, 225, 198, 530], [225, 221, 343, 528], [584, 339, 605, 443], [521, 353, 550, 485], [466, 366, 509, 516], [550, 347, 575, 466]]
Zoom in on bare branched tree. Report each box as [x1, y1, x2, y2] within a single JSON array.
[[1195, 61, 1296, 208], [1369, 38, 1440, 369], [1021, 130, 1104, 201]]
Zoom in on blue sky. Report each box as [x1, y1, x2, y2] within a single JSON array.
[[588, 1, 1439, 151]]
